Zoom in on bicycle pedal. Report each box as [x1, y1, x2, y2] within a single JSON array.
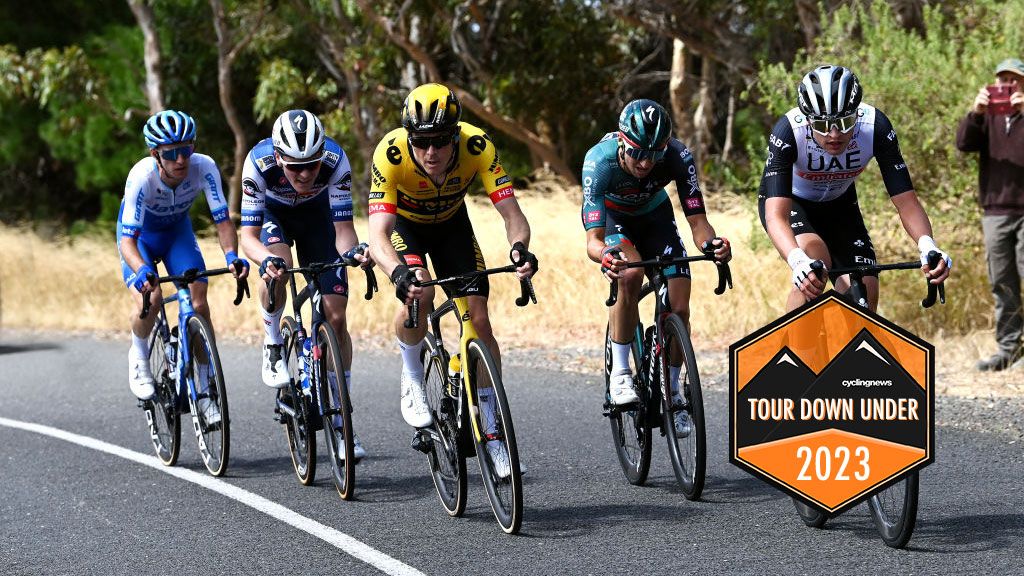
[[410, 429, 434, 453]]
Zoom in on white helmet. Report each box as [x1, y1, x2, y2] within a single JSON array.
[[272, 109, 325, 160]]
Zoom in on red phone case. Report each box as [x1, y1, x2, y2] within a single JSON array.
[[987, 85, 1015, 115]]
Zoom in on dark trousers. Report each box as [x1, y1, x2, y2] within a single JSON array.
[[982, 214, 1024, 356]]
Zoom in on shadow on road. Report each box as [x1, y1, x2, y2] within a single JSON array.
[[698, 474, 786, 504], [0, 342, 62, 356], [902, 513, 1024, 553], [522, 503, 705, 538]]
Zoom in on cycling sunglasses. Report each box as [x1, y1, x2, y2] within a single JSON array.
[[622, 141, 668, 162], [158, 144, 195, 162], [808, 112, 858, 136], [278, 155, 323, 173], [408, 131, 456, 150]]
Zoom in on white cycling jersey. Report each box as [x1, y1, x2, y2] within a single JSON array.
[[120, 153, 229, 238]]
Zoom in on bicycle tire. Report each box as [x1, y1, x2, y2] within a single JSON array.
[[793, 498, 828, 528], [467, 339, 523, 534], [186, 315, 230, 477], [605, 323, 652, 485], [146, 318, 180, 466], [868, 472, 919, 548], [422, 334, 467, 517], [280, 317, 316, 486], [660, 314, 706, 500], [317, 322, 356, 501]]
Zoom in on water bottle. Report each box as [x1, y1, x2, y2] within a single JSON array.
[[447, 353, 461, 396]]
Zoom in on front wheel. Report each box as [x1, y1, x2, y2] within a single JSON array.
[[186, 315, 230, 477], [605, 323, 652, 486], [280, 317, 316, 486], [145, 318, 180, 466], [422, 334, 467, 517], [660, 315, 706, 500], [467, 339, 523, 534], [793, 498, 828, 528], [868, 472, 919, 548], [318, 322, 356, 501]]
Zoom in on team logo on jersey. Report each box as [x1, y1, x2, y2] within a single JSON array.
[[467, 135, 487, 156], [854, 239, 865, 247], [323, 150, 340, 168], [242, 178, 259, 197], [418, 180, 428, 189], [256, 155, 275, 171]]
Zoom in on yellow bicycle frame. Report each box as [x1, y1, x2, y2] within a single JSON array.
[[447, 295, 487, 444]]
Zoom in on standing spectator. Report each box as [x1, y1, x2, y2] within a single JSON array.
[[956, 58, 1024, 371]]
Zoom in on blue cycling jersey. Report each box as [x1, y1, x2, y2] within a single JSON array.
[[239, 137, 353, 227], [119, 153, 229, 238]]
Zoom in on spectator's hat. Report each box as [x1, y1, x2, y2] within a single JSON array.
[[995, 58, 1024, 77]]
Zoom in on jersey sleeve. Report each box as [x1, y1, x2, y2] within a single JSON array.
[[329, 151, 354, 222], [120, 161, 151, 238], [466, 131, 515, 205], [368, 134, 401, 216], [872, 110, 914, 196], [758, 117, 798, 199], [197, 156, 229, 224], [670, 141, 706, 217], [240, 152, 267, 228], [581, 145, 610, 230]]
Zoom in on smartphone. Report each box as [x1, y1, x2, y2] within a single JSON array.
[[987, 84, 1016, 115]]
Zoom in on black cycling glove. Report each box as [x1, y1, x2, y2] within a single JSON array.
[[510, 241, 539, 273], [391, 264, 417, 302]]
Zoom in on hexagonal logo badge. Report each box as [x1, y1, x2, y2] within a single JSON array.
[[729, 291, 934, 515]]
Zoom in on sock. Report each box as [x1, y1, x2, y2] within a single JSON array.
[[611, 340, 633, 376], [262, 307, 284, 345], [131, 331, 150, 359], [344, 370, 352, 392], [478, 387, 497, 435], [398, 339, 424, 379], [669, 365, 682, 396]]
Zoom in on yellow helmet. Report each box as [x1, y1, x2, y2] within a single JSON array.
[[401, 83, 462, 134]]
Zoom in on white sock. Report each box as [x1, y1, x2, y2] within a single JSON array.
[[611, 340, 633, 376], [131, 331, 150, 358], [669, 365, 682, 396], [398, 339, 424, 379], [262, 307, 284, 345], [478, 387, 497, 435]]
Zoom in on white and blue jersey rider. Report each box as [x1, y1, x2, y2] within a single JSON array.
[[239, 109, 369, 460], [118, 110, 249, 417], [582, 99, 731, 434]]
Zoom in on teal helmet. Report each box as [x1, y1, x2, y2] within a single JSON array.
[[617, 99, 672, 161]]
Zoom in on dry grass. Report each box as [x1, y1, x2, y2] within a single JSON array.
[[0, 187, 1016, 397]]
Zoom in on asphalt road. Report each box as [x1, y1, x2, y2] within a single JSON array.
[[1, 334, 1021, 575]]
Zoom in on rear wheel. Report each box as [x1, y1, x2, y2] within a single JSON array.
[[280, 317, 316, 485], [660, 315, 706, 500], [186, 315, 230, 477], [145, 319, 180, 466], [318, 322, 356, 501], [467, 339, 523, 534], [868, 472, 919, 548], [605, 323, 651, 485], [793, 499, 828, 528], [422, 334, 467, 517]]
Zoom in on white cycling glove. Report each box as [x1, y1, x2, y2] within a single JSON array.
[[787, 247, 819, 289], [917, 235, 953, 270]]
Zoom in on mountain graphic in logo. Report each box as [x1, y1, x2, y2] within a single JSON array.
[[736, 347, 816, 447]]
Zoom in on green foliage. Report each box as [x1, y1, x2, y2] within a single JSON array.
[[754, 0, 1024, 252]]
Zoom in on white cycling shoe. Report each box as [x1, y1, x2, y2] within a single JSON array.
[[197, 397, 221, 428], [262, 344, 290, 389], [485, 439, 512, 479], [128, 351, 156, 401], [670, 393, 692, 438], [336, 433, 367, 461], [608, 372, 639, 405], [400, 372, 433, 428]]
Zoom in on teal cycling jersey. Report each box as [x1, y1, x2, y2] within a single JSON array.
[[581, 133, 706, 230]]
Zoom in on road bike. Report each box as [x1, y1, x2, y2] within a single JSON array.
[[269, 249, 376, 500], [792, 251, 945, 548], [407, 265, 536, 534], [603, 249, 731, 500], [141, 262, 248, 477]]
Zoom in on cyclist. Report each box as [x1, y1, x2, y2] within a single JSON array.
[[239, 109, 369, 460], [367, 83, 538, 477], [582, 99, 731, 438], [119, 109, 249, 427], [758, 64, 951, 314]]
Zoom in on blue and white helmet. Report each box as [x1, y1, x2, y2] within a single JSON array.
[[143, 110, 196, 149], [272, 109, 325, 161]]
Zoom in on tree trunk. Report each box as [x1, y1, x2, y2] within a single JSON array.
[[795, 0, 820, 52], [126, 0, 164, 113], [692, 56, 716, 168], [722, 87, 735, 164], [669, 39, 696, 143], [209, 0, 263, 218]]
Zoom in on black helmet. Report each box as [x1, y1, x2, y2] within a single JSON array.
[[797, 65, 862, 118]]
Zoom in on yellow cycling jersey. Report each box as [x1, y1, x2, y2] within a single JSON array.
[[368, 123, 516, 224]]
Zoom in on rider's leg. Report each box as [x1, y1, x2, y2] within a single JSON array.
[[258, 243, 293, 343], [608, 242, 644, 374]]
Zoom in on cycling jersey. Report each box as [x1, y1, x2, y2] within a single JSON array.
[[240, 137, 353, 227], [368, 123, 516, 224], [119, 153, 228, 238], [758, 104, 914, 202]]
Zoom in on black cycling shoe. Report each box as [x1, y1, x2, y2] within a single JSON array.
[[976, 351, 1022, 372]]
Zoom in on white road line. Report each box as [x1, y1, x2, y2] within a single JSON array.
[[0, 417, 428, 576]]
